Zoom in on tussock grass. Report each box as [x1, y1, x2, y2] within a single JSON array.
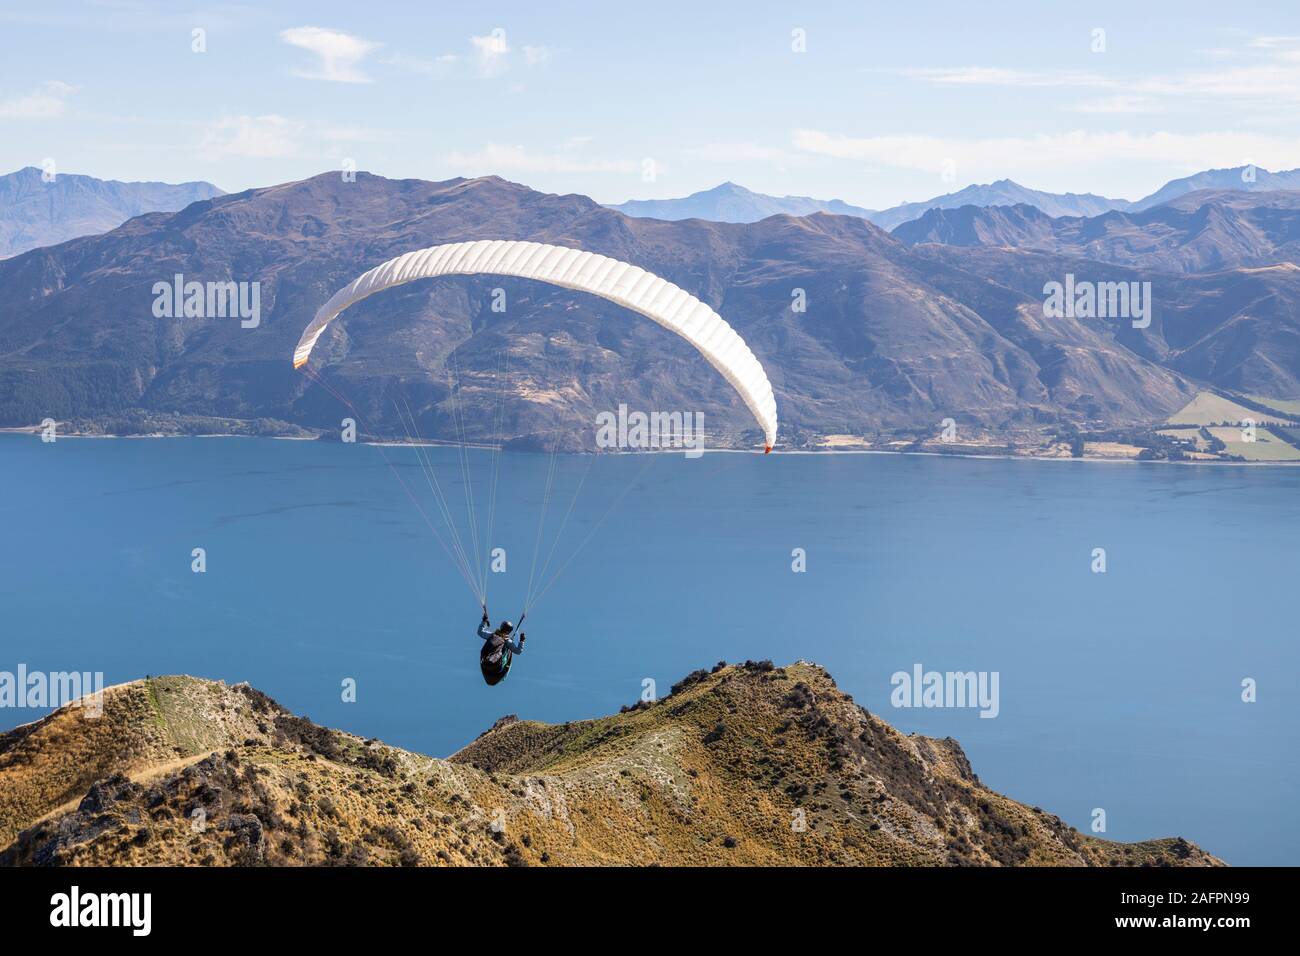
[[1, 665, 1223, 867]]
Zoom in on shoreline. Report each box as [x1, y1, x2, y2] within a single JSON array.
[[4, 426, 1299, 467]]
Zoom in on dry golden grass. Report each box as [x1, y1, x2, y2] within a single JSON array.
[[0, 676, 283, 848], [818, 434, 873, 448], [1083, 441, 1145, 459], [1167, 391, 1290, 427], [0, 665, 1222, 867]]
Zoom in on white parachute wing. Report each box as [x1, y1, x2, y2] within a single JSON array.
[[293, 239, 777, 450]]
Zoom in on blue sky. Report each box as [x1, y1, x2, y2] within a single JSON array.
[[2, 0, 1299, 207]]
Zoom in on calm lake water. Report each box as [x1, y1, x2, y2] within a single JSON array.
[[1, 434, 1296, 864]]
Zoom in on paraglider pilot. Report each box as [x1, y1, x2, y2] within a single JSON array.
[[478, 608, 525, 686]]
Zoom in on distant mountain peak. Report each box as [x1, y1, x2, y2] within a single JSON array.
[[606, 168, 1300, 232], [893, 187, 1300, 279], [0, 167, 225, 258], [606, 182, 876, 224], [1131, 165, 1300, 210], [870, 181, 1132, 231]]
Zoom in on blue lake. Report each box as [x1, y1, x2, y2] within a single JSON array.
[[1, 434, 1296, 864]]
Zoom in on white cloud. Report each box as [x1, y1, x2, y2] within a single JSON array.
[[523, 45, 552, 66], [792, 128, 1300, 181], [0, 80, 77, 119], [446, 142, 638, 175], [381, 52, 457, 76], [1072, 95, 1161, 114], [901, 67, 1114, 88], [685, 141, 796, 164], [198, 115, 306, 159], [1134, 63, 1300, 100], [193, 114, 399, 164], [1247, 35, 1300, 48], [899, 37, 1300, 108], [318, 126, 402, 146], [471, 30, 510, 77], [281, 26, 380, 84], [403, 33, 548, 80]]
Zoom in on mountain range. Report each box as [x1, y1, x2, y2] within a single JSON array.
[[0, 167, 224, 259], [0, 172, 1193, 443], [0, 662, 1221, 866], [609, 166, 1300, 231], [0, 170, 1297, 446], [1130, 166, 1300, 211], [870, 179, 1128, 231], [894, 189, 1300, 274], [607, 181, 876, 223]]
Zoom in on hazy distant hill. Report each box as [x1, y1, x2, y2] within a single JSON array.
[[609, 178, 1127, 229], [1129, 165, 1300, 211], [0, 171, 1207, 443], [612, 169, 1300, 233], [607, 181, 876, 222], [871, 179, 1130, 231], [894, 190, 1300, 275], [0, 663, 1222, 866], [0, 166, 224, 258]]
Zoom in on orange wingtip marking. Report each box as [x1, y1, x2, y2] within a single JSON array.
[[293, 357, 307, 369], [764, 445, 772, 454]]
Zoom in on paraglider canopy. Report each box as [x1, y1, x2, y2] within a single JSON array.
[[293, 239, 778, 451]]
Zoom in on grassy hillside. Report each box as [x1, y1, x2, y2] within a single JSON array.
[[1165, 391, 1290, 426], [0, 664, 1221, 867], [1245, 394, 1300, 417], [0, 676, 276, 849], [1205, 426, 1300, 460]]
